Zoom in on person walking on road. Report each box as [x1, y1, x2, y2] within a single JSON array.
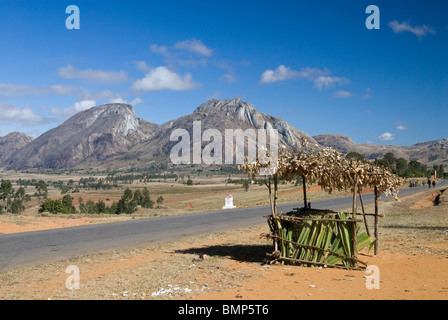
[[428, 179, 431, 188], [432, 180, 436, 188]]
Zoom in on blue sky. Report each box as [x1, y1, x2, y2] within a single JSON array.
[[0, 0, 447, 146]]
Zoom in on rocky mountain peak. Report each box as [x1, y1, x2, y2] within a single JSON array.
[[68, 103, 141, 137], [0, 132, 33, 165], [194, 98, 255, 115], [3, 103, 158, 170], [193, 98, 272, 130]]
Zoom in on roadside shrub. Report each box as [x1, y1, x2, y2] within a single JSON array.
[[40, 196, 77, 214], [39, 199, 67, 214]]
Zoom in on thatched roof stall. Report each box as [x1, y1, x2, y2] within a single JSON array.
[[239, 140, 405, 268]]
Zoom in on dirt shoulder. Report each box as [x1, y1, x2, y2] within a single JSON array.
[[0, 187, 447, 300]]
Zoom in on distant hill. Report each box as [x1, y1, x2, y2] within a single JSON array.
[[0, 132, 33, 165], [0, 100, 446, 171], [3, 103, 158, 170], [314, 134, 448, 166], [101, 98, 318, 170]]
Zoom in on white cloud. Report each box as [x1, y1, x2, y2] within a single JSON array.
[[132, 66, 201, 91], [378, 132, 395, 141], [259, 65, 350, 91], [297, 67, 330, 80], [50, 100, 96, 117], [109, 97, 127, 104], [0, 102, 48, 124], [313, 76, 349, 90], [0, 83, 122, 103], [58, 65, 128, 83], [130, 97, 143, 106], [332, 90, 354, 98], [109, 97, 143, 106], [0, 83, 78, 97], [389, 20, 435, 39], [396, 125, 408, 130], [260, 65, 299, 84], [174, 38, 213, 56]]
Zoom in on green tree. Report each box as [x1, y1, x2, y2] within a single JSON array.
[[85, 200, 98, 214], [15, 187, 26, 200], [408, 160, 427, 177], [62, 195, 76, 213], [39, 199, 66, 214], [123, 188, 133, 202], [108, 202, 118, 214], [376, 158, 390, 169], [433, 165, 445, 179], [10, 199, 25, 214], [116, 188, 136, 214], [0, 180, 14, 209], [383, 152, 396, 164], [35, 182, 48, 205], [395, 158, 408, 177], [141, 188, 154, 208], [133, 189, 143, 206], [346, 152, 366, 162], [96, 200, 106, 214]]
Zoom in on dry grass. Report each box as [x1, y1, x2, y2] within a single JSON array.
[[357, 187, 448, 256], [0, 225, 270, 300], [1, 186, 447, 300]]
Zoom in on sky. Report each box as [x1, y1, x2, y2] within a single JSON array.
[[0, 0, 447, 146]]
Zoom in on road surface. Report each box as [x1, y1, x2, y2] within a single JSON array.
[[0, 180, 446, 272]]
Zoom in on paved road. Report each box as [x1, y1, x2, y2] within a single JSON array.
[[0, 180, 446, 272]]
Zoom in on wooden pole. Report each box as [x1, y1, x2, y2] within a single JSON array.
[[266, 178, 274, 217], [352, 183, 358, 266], [265, 178, 278, 252], [302, 175, 308, 209], [374, 186, 379, 255], [273, 176, 278, 215], [358, 188, 370, 236]]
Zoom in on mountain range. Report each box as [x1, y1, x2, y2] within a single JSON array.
[[0, 98, 446, 171], [314, 134, 448, 166]]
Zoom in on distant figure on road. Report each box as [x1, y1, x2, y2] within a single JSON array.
[[432, 180, 436, 188], [428, 179, 431, 188]]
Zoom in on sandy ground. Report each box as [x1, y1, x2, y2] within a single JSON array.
[[197, 254, 448, 300], [0, 215, 92, 234], [0, 187, 447, 300]]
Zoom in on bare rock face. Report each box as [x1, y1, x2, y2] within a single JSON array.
[[313, 134, 356, 153], [192, 98, 317, 147], [4, 103, 157, 170], [108, 98, 319, 169], [0, 132, 33, 165]]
